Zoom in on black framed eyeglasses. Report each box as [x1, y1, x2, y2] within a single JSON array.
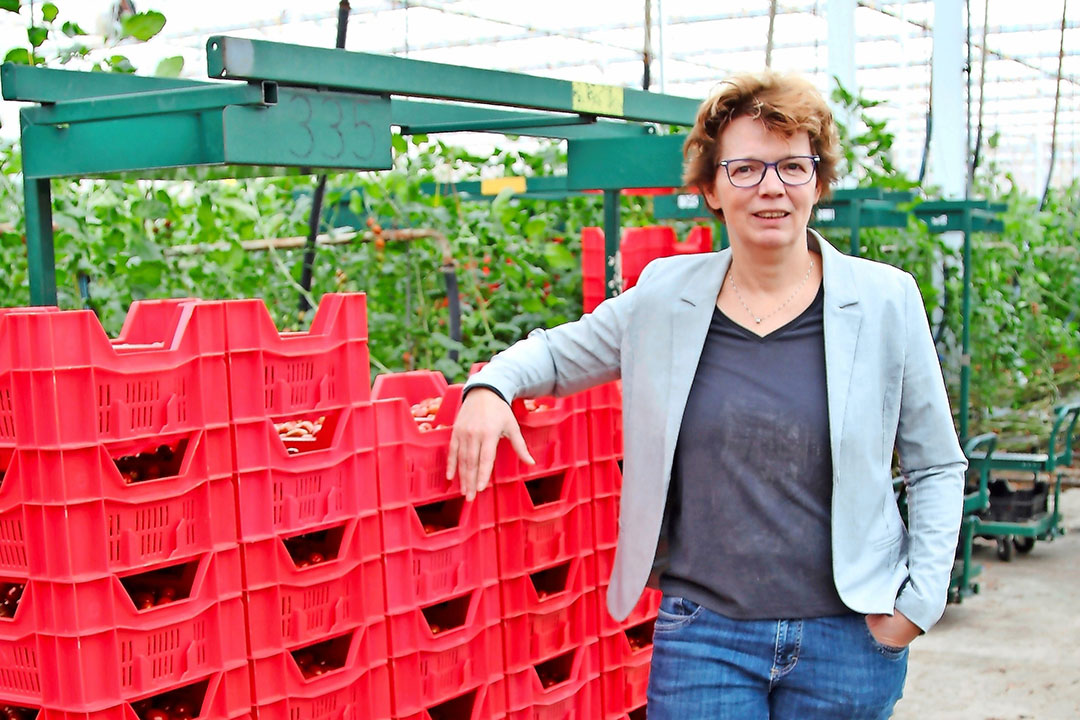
[[717, 155, 820, 188]]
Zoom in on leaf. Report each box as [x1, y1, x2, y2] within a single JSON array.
[[391, 134, 407, 155], [105, 55, 135, 73], [543, 242, 575, 270], [4, 47, 30, 64], [154, 55, 184, 78], [62, 20, 86, 36], [27, 25, 47, 47], [120, 10, 166, 41], [41, 2, 57, 21], [0, 0, 20, 13]]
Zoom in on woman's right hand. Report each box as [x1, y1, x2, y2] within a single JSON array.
[[447, 387, 535, 501]]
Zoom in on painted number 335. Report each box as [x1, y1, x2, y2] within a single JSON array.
[[288, 94, 376, 162]]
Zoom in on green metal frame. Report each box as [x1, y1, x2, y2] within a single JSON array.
[[966, 403, 1080, 547], [912, 200, 1006, 443], [2, 36, 703, 306]]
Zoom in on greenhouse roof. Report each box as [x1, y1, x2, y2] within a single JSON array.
[[1, 0, 1077, 195]]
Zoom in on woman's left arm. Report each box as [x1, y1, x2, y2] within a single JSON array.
[[890, 273, 968, 634]]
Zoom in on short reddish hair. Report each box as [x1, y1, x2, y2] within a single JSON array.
[[682, 71, 840, 221]]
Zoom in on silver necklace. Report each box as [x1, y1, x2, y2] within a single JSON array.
[[728, 257, 815, 325]]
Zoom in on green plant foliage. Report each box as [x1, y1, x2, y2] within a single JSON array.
[[120, 11, 166, 42], [154, 55, 184, 78]]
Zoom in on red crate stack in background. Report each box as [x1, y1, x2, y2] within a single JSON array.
[[0, 301, 251, 720], [580, 225, 714, 312], [585, 381, 659, 720], [222, 294, 389, 720], [371, 371, 505, 719]]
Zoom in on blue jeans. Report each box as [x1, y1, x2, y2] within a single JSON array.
[[647, 595, 908, 719]]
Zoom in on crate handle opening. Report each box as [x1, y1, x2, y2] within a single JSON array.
[[290, 631, 352, 679], [529, 560, 571, 599], [273, 409, 341, 456], [119, 557, 199, 611], [0, 579, 27, 620], [524, 472, 566, 507], [131, 677, 209, 720], [421, 592, 472, 635], [423, 688, 476, 720], [282, 523, 346, 568], [414, 496, 465, 534], [533, 648, 575, 689], [624, 619, 655, 651], [112, 436, 191, 484]]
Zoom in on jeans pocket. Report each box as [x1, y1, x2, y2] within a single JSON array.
[[654, 594, 704, 633], [862, 617, 909, 659]]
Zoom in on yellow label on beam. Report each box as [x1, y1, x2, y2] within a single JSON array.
[[480, 176, 528, 195], [571, 82, 624, 116]]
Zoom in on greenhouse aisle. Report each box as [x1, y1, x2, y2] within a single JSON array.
[[894, 488, 1080, 719]]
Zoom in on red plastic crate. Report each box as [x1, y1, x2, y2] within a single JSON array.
[[239, 514, 382, 595], [232, 404, 378, 542], [0, 576, 41, 703], [501, 579, 599, 673], [491, 397, 589, 483], [248, 622, 390, 717], [223, 294, 371, 422], [35, 665, 252, 720], [504, 641, 601, 715], [599, 619, 654, 718], [593, 495, 619, 552], [495, 499, 595, 580], [381, 495, 498, 615], [387, 615, 504, 719], [394, 679, 506, 720], [582, 226, 606, 313], [243, 554, 384, 657], [0, 300, 229, 448], [621, 226, 713, 291], [371, 371, 466, 508], [6, 429, 235, 581], [29, 549, 246, 708], [585, 382, 623, 464], [591, 458, 623, 502]]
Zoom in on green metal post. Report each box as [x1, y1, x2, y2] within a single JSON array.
[[959, 210, 973, 442], [603, 189, 621, 298], [24, 176, 56, 305]]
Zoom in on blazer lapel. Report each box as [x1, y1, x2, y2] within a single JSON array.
[[663, 250, 732, 460], [812, 230, 862, 463]]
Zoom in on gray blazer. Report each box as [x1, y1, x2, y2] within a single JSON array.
[[467, 230, 966, 633]]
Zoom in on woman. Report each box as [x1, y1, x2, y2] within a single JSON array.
[[447, 72, 965, 719]]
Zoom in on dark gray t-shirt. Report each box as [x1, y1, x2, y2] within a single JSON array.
[[660, 285, 849, 619]]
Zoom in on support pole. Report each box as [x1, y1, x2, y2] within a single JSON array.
[[931, 0, 967, 200], [603, 190, 621, 299], [960, 209, 973, 442], [24, 176, 56, 306], [827, 0, 857, 100]]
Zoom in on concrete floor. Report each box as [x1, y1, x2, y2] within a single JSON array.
[[892, 488, 1080, 720]]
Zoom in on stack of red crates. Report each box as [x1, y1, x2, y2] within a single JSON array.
[[222, 294, 390, 720], [581, 225, 714, 312], [491, 393, 601, 720], [0, 301, 250, 720], [586, 381, 660, 720], [371, 371, 505, 720]]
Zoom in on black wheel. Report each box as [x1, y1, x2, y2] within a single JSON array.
[[1013, 536, 1036, 554], [996, 537, 1014, 562]]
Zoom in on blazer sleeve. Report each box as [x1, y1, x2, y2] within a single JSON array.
[[464, 262, 654, 402], [892, 273, 968, 632]]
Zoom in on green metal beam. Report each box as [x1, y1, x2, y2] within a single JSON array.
[[391, 99, 652, 139], [1, 62, 205, 102], [653, 193, 712, 220], [24, 176, 55, 306], [23, 81, 276, 125], [21, 89, 391, 179], [567, 134, 686, 190], [206, 36, 700, 125]]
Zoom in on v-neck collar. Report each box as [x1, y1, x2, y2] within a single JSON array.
[[713, 283, 825, 342]]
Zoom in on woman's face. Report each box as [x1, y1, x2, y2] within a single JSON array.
[[702, 115, 821, 253]]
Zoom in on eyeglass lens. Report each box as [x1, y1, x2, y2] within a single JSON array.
[[725, 157, 816, 187]]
